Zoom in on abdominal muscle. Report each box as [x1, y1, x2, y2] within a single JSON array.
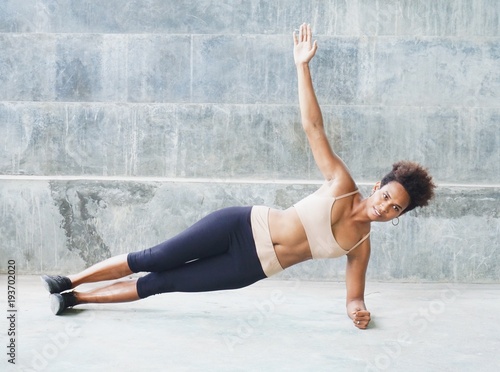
[[268, 207, 313, 269]]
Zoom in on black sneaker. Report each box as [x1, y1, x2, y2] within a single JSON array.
[[50, 292, 78, 315], [41, 275, 72, 294]]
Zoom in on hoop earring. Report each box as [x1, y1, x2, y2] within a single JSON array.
[[392, 217, 400, 226]]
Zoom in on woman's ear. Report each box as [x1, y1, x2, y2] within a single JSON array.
[[371, 181, 381, 195]]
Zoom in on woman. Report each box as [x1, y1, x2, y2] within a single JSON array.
[[42, 24, 435, 329]]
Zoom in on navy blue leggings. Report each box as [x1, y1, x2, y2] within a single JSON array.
[[127, 207, 267, 298]]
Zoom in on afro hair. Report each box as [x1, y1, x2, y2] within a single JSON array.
[[380, 161, 436, 213]]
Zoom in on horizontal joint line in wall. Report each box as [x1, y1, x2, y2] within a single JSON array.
[[0, 175, 497, 189], [0, 101, 494, 109]]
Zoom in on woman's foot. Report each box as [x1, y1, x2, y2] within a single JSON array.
[[50, 292, 78, 315], [41, 275, 72, 294]]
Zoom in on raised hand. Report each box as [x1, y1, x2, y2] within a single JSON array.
[[293, 23, 318, 66]]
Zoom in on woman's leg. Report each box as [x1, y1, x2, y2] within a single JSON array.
[[47, 256, 138, 315], [67, 254, 132, 287], [52, 242, 264, 315], [135, 249, 265, 298], [49, 207, 265, 314], [45, 205, 229, 292], [74, 280, 140, 304], [41, 253, 133, 294], [134, 207, 266, 298], [127, 208, 240, 274], [60, 207, 249, 292], [50, 279, 140, 315]]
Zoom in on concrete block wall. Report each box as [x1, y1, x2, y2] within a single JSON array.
[[0, 1, 498, 282]]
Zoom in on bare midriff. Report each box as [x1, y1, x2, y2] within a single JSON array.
[[268, 207, 313, 269]]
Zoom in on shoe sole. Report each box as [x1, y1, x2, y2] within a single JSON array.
[[50, 294, 64, 315], [40, 275, 55, 293]]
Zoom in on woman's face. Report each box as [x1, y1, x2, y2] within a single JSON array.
[[369, 181, 411, 222]]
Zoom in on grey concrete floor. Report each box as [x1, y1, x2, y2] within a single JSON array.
[[1, 275, 499, 372]]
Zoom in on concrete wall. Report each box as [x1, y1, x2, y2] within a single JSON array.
[[0, 1, 498, 282]]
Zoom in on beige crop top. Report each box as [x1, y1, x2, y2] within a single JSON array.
[[294, 182, 370, 259]]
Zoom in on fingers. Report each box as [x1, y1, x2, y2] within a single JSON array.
[[294, 23, 318, 62], [312, 40, 318, 53], [353, 318, 369, 329], [352, 310, 371, 329], [306, 23, 311, 41], [297, 23, 312, 43]]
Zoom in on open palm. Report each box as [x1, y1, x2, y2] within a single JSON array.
[[293, 23, 318, 65]]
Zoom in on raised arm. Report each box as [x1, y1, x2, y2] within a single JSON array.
[[293, 23, 352, 183]]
